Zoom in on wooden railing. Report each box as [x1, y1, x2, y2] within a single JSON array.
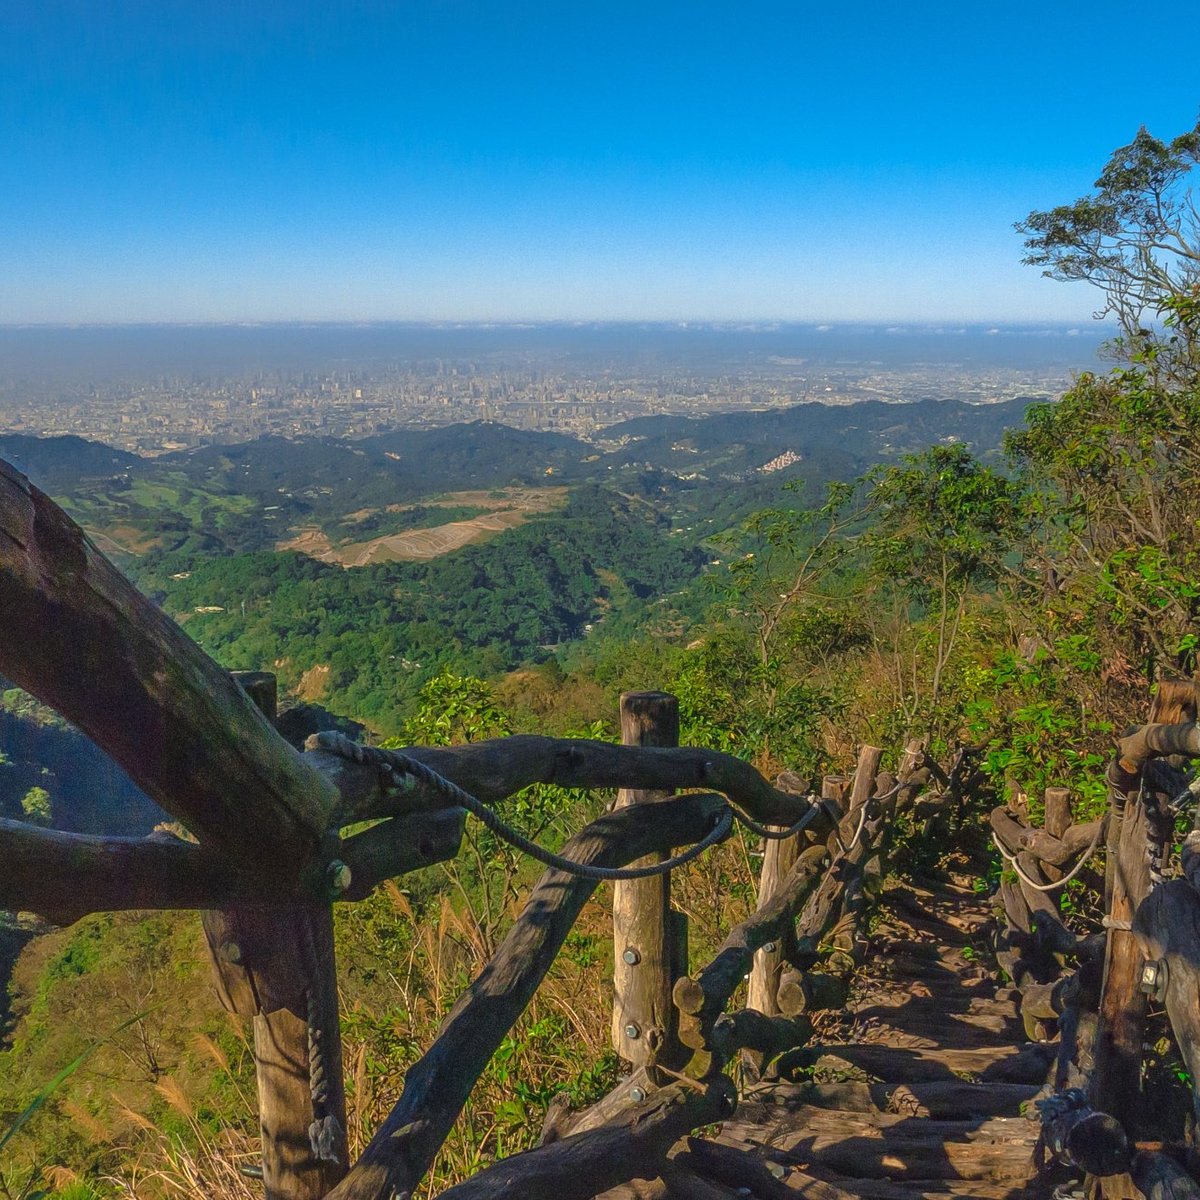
[[992, 682, 1200, 1198], [0, 453, 844, 1195]]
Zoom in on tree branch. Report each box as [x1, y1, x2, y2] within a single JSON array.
[[431, 1079, 736, 1200]]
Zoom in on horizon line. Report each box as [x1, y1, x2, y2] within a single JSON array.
[[0, 317, 1116, 332]]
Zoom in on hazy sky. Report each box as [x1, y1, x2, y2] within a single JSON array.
[[2, 2, 1196, 324]]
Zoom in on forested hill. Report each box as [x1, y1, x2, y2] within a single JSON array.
[[0, 396, 1037, 744], [0, 395, 1027, 506], [597, 395, 1031, 469], [0, 434, 138, 489]]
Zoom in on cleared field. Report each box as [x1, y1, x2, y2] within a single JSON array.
[[280, 486, 568, 567], [389, 486, 567, 513]]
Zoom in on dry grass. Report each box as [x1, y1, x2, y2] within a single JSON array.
[[105, 1124, 261, 1200]]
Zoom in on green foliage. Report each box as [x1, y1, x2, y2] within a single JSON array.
[[19, 787, 52, 826], [861, 444, 1020, 600], [670, 630, 841, 771], [397, 668, 513, 745], [963, 639, 1112, 818], [1017, 119, 1200, 380], [1008, 367, 1200, 682]]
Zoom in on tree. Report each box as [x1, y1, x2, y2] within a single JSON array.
[[699, 481, 863, 769], [20, 785, 52, 825], [1012, 120, 1200, 684], [1016, 120, 1200, 385], [860, 444, 1019, 732]]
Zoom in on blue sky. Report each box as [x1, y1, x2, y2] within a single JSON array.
[[1, 1, 1196, 324]]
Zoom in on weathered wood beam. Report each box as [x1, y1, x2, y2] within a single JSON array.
[[322, 733, 830, 831], [1092, 792, 1152, 1126], [327, 792, 730, 1200], [431, 1078, 735, 1200], [990, 807, 1106, 867], [1038, 1099, 1130, 1177], [1131, 1150, 1200, 1199], [337, 809, 465, 902], [0, 799, 461, 922], [548, 1066, 655, 1142], [792, 803, 878, 970], [1116, 721, 1200, 772], [681, 1138, 855, 1200], [1013, 852, 1078, 958], [745, 816, 802, 1018], [0, 461, 334, 873], [202, 904, 350, 1199], [1133, 880, 1200, 1127], [0, 818, 309, 922], [207, 675, 348, 1200], [847, 745, 884, 812], [889, 737, 929, 817], [776, 970, 849, 1018], [709, 1008, 812, 1067], [254, 908, 348, 1199], [1042, 786, 1073, 883]]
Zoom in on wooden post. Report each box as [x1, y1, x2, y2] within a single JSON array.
[[1133, 881, 1200, 1130], [746, 815, 802, 1017], [821, 774, 851, 822], [611, 691, 683, 1072], [203, 672, 348, 1200], [1042, 786, 1072, 884], [1092, 789, 1151, 1133], [833, 747, 882, 964]]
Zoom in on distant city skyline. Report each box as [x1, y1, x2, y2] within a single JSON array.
[[2, 2, 1196, 325]]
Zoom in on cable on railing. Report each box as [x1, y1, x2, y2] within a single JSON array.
[[315, 733, 737, 882], [991, 823, 1105, 893]]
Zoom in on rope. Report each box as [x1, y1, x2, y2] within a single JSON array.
[[729, 799, 826, 841], [305, 982, 343, 1162], [1035, 1087, 1088, 1125], [317, 733, 737, 881], [840, 800, 872, 857], [991, 821, 1104, 893], [300, 919, 343, 1164], [739, 777, 900, 852]]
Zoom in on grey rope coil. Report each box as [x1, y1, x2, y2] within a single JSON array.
[[318, 733, 742, 881], [300, 918, 343, 1163], [1035, 1086, 1088, 1125]]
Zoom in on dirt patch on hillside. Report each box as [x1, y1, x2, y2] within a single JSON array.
[[296, 663, 331, 701], [388, 487, 567, 514], [279, 487, 568, 567], [281, 527, 337, 560], [84, 524, 162, 556], [338, 508, 527, 564]]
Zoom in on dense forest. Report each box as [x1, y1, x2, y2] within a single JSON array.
[[3, 119, 1200, 1198]]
